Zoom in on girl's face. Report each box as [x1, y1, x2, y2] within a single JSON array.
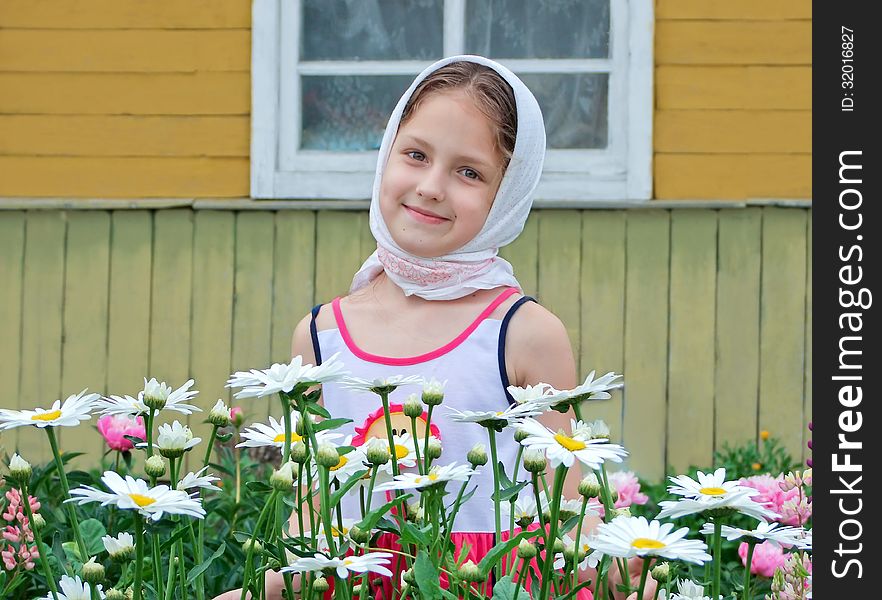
[[380, 89, 505, 258]]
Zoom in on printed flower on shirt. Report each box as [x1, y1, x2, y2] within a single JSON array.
[[352, 403, 440, 447]]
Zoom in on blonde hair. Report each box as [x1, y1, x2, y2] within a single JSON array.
[[400, 61, 517, 171]]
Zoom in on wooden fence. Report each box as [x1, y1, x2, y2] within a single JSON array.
[[0, 206, 811, 481]]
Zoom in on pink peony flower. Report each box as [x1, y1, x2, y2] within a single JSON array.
[[97, 414, 146, 451], [608, 471, 649, 508], [739, 540, 788, 577], [740, 474, 811, 526]]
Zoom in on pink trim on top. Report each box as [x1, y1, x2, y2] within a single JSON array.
[[331, 287, 520, 366]]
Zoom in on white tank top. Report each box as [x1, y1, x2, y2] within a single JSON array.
[[310, 287, 535, 533]]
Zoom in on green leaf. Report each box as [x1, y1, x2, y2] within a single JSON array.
[[398, 521, 431, 547], [160, 525, 191, 552], [492, 481, 528, 503], [80, 518, 107, 556], [305, 403, 331, 419], [215, 432, 234, 443], [313, 418, 353, 433], [414, 553, 443, 600], [490, 575, 530, 600], [245, 481, 272, 493], [355, 494, 412, 533], [496, 462, 512, 489], [187, 541, 227, 584], [62, 540, 83, 563], [476, 530, 532, 578], [328, 469, 369, 507]]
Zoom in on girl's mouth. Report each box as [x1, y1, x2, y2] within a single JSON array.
[[403, 204, 449, 225]]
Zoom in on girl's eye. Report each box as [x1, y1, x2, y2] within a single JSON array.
[[460, 168, 481, 181], [406, 151, 426, 162]]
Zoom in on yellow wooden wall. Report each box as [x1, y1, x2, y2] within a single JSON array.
[[0, 0, 811, 200], [0, 207, 811, 481]]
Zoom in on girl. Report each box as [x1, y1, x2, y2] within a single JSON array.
[[216, 55, 651, 600]]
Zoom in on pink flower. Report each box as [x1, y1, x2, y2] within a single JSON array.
[[2, 549, 16, 570], [608, 471, 649, 508], [739, 540, 788, 577], [97, 414, 146, 451], [230, 406, 245, 428], [740, 474, 810, 526]]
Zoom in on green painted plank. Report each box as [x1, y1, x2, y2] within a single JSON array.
[[499, 213, 539, 297], [759, 208, 808, 460], [715, 209, 762, 453], [667, 210, 717, 472], [803, 210, 812, 465], [190, 211, 235, 456], [107, 211, 152, 396], [315, 211, 367, 303], [149, 210, 193, 426], [536, 210, 582, 366], [272, 211, 316, 363], [357, 211, 376, 276], [60, 211, 111, 462], [19, 211, 67, 463], [0, 212, 25, 455], [622, 211, 670, 481], [231, 212, 275, 424], [578, 211, 626, 439]]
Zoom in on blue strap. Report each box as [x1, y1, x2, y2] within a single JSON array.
[[498, 296, 538, 405], [309, 304, 323, 365]]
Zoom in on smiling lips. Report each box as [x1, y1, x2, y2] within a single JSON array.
[[403, 204, 449, 225]]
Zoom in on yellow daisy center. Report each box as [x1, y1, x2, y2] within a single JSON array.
[[699, 487, 728, 496], [31, 410, 62, 422], [330, 456, 348, 471], [331, 526, 349, 536], [273, 432, 303, 443], [414, 473, 440, 485], [496, 411, 505, 416], [343, 558, 353, 565], [631, 538, 666, 550], [554, 432, 587, 452], [128, 493, 157, 507], [393, 444, 410, 459]]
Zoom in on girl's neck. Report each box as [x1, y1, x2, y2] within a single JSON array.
[[352, 272, 496, 309]]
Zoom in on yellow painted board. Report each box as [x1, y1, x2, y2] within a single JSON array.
[[231, 212, 275, 424], [0, 30, 250, 72], [0, 157, 249, 198], [622, 211, 670, 481], [656, 66, 811, 110], [657, 0, 811, 20], [106, 211, 152, 395], [0, 0, 250, 28], [802, 211, 812, 464], [272, 211, 317, 363], [714, 209, 762, 452], [60, 211, 111, 463], [657, 22, 811, 65], [190, 211, 235, 456], [19, 211, 67, 463], [0, 72, 249, 115], [315, 212, 368, 303], [0, 115, 249, 157], [666, 210, 717, 472], [655, 110, 811, 154], [536, 211, 582, 365], [578, 211, 626, 439], [0, 212, 25, 455], [654, 154, 812, 200], [758, 208, 808, 460], [499, 213, 538, 297], [148, 210, 193, 418]]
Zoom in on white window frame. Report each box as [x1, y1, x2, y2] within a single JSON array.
[[251, 0, 653, 202]]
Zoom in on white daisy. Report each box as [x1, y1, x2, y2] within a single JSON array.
[[657, 492, 779, 522], [227, 356, 311, 399], [41, 574, 104, 600], [670, 579, 715, 600], [555, 370, 624, 401], [177, 466, 221, 491], [325, 437, 369, 485], [553, 533, 603, 571], [537, 490, 595, 520], [236, 413, 340, 453], [303, 353, 349, 384], [281, 552, 394, 579], [98, 378, 200, 418], [588, 516, 711, 565], [507, 383, 557, 411], [446, 402, 542, 427], [340, 375, 425, 395], [374, 462, 476, 492], [422, 377, 447, 397], [102, 531, 135, 558], [136, 420, 200, 457], [307, 518, 360, 553], [667, 468, 755, 500], [699, 521, 807, 546], [517, 418, 628, 469], [500, 494, 538, 524], [797, 529, 812, 551], [67, 471, 205, 522], [0, 389, 99, 430], [370, 432, 419, 474]]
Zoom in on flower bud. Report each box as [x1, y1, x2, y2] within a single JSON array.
[[467, 443, 488, 467], [578, 474, 602, 499], [458, 560, 485, 583], [609, 506, 630, 519], [516, 539, 537, 559], [426, 437, 442, 460], [313, 577, 330, 593], [144, 455, 166, 478], [365, 439, 391, 466], [242, 539, 262, 554], [421, 378, 446, 406], [142, 378, 170, 411], [270, 462, 296, 492], [651, 562, 670, 583], [106, 589, 127, 600], [352, 585, 363, 596], [81, 557, 105, 585], [406, 502, 424, 522], [609, 489, 619, 504], [402, 394, 424, 418], [208, 399, 231, 427], [402, 568, 416, 585], [552, 538, 565, 554], [290, 441, 309, 464], [523, 449, 547, 473], [8, 453, 32, 483], [229, 406, 245, 428], [316, 444, 341, 469], [513, 428, 530, 443], [563, 545, 577, 563], [349, 525, 371, 545], [33, 513, 46, 530], [587, 419, 610, 439]]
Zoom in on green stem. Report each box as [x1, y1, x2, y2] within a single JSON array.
[[422, 405, 435, 473], [133, 515, 144, 600], [487, 427, 503, 582], [364, 466, 379, 513], [636, 557, 652, 600], [514, 557, 528, 599], [572, 497, 589, 592], [538, 466, 567, 600], [409, 416, 424, 476], [151, 526, 162, 599], [45, 428, 89, 563], [240, 490, 279, 600], [146, 410, 155, 457], [713, 519, 723, 600], [281, 394, 293, 463], [21, 482, 59, 600], [439, 476, 473, 568], [195, 425, 218, 600], [163, 544, 177, 600], [742, 540, 756, 600]]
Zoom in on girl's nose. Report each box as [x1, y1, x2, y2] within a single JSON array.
[[415, 167, 445, 201]]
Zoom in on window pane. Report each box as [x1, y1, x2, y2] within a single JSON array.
[[302, 0, 443, 61], [465, 0, 609, 59], [520, 73, 608, 149], [301, 75, 414, 151]]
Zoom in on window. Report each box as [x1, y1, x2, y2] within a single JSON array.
[[251, 0, 653, 201]]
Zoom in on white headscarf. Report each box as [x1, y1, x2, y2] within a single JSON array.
[[349, 55, 546, 300]]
